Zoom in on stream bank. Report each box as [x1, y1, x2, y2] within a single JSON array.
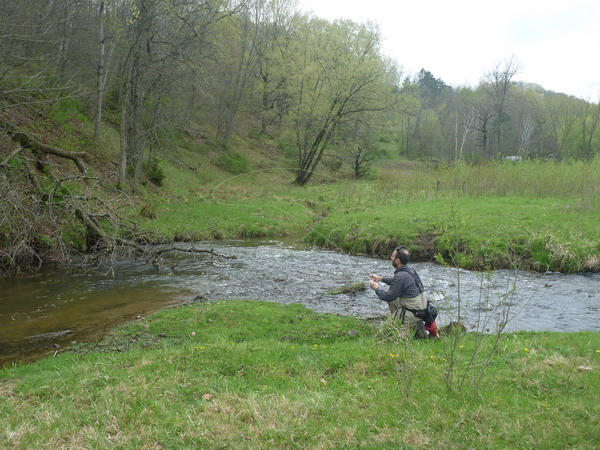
[[1, 239, 599, 367]]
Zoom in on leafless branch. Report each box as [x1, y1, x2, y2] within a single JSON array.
[[0, 146, 22, 166]]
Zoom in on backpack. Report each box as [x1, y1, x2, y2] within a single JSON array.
[[407, 300, 438, 325], [397, 266, 437, 324]]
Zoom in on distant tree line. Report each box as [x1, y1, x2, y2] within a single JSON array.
[[1, 0, 599, 187], [399, 63, 600, 163]]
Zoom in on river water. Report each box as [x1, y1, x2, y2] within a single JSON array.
[[1, 239, 599, 366]]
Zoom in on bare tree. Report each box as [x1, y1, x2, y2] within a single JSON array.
[[482, 57, 521, 154], [116, 0, 229, 188], [474, 100, 497, 158], [455, 107, 475, 161], [546, 95, 579, 157], [210, 0, 261, 148], [252, 0, 296, 136], [94, 0, 109, 140], [0, 0, 85, 110], [518, 113, 535, 157], [580, 97, 600, 159], [53, 0, 82, 80]]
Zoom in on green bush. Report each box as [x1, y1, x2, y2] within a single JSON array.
[[275, 138, 296, 159], [215, 151, 249, 175], [144, 157, 165, 187]]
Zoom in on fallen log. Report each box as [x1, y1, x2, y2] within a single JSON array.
[[1, 119, 88, 174]]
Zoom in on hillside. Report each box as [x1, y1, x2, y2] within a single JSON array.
[[2, 100, 600, 276], [0, 100, 298, 276]]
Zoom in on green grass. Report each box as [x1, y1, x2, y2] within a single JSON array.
[[1, 301, 599, 448], [308, 194, 600, 272], [137, 157, 600, 273]]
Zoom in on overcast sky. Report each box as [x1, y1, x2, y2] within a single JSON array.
[[298, 0, 600, 100]]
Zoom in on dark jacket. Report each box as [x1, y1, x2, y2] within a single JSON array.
[[375, 266, 423, 303]]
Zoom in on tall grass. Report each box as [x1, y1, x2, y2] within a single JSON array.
[[141, 157, 600, 272], [298, 160, 600, 272], [376, 158, 600, 205]]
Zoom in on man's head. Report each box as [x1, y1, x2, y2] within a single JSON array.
[[390, 246, 410, 268]]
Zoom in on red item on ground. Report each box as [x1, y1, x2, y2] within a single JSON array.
[[425, 321, 438, 337]]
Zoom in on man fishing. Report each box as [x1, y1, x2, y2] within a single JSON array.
[[369, 246, 438, 338]]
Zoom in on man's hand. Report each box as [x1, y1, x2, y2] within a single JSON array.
[[370, 274, 382, 282], [369, 279, 379, 290]]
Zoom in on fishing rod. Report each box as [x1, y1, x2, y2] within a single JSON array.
[[210, 166, 392, 317]]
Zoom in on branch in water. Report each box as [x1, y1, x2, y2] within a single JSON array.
[[149, 246, 235, 269]]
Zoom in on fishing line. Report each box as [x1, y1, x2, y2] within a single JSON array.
[[209, 166, 389, 317], [209, 168, 524, 329]]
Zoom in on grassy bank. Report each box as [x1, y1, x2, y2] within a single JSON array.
[[1, 301, 598, 448], [141, 155, 600, 273]]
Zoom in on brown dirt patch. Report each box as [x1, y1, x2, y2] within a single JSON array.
[[0, 382, 16, 397], [410, 233, 436, 262]]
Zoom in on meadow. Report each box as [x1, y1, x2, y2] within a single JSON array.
[[139, 156, 600, 273], [1, 301, 598, 448], [2, 70, 599, 448]]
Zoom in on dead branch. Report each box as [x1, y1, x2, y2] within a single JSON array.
[[154, 246, 234, 259], [14, 132, 87, 174], [0, 120, 232, 277], [1, 119, 88, 174], [73, 204, 145, 253], [0, 146, 22, 166], [48, 174, 99, 191], [148, 246, 235, 269]]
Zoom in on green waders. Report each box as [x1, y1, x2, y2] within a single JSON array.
[[387, 292, 428, 339]]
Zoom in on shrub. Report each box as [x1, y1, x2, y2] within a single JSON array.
[[247, 127, 262, 140], [215, 151, 249, 175], [275, 138, 296, 159], [144, 157, 165, 186]]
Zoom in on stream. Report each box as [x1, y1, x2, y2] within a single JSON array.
[[1, 239, 599, 367]]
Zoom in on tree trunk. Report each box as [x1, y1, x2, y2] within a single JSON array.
[[56, 1, 78, 79], [295, 121, 336, 185], [118, 95, 128, 189], [260, 79, 270, 135], [454, 111, 458, 161], [130, 72, 144, 184], [94, 0, 106, 140]]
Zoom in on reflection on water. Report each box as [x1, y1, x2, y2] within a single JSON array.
[[1, 239, 599, 366], [0, 264, 196, 367]]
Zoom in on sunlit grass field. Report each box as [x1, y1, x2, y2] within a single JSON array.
[[1, 301, 598, 448], [140, 157, 600, 273]]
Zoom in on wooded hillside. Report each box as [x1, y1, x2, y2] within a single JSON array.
[[1, 0, 599, 275], [2, 0, 598, 177]]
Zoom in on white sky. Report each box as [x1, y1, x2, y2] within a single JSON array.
[[298, 0, 600, 100]]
